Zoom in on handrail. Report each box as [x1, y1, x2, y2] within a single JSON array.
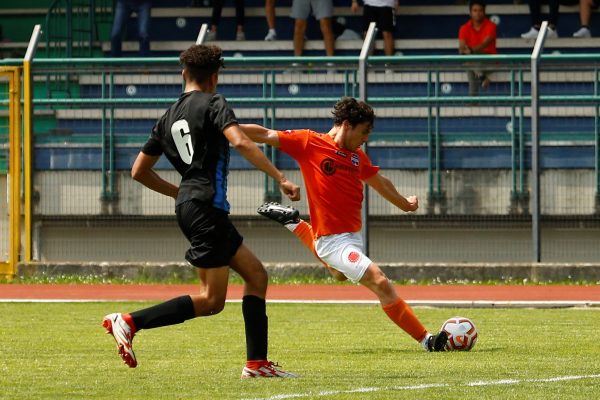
[[531, 20, 549, 262], [359, 22, 378, 256], [23, 24, 43, 263]]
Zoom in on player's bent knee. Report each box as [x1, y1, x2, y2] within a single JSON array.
[[197, 296, 226, 316]]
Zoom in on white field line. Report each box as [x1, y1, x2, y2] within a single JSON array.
[[1, 299, 600, 308], [242, 374, 600, 400]]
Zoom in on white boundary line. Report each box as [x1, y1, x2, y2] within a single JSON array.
[[1, 299, 600, 308], [242, 374, 600, 400]]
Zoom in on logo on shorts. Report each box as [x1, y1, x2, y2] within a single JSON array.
[[348, 251, 361, 263], [320, 158, 337, 176]]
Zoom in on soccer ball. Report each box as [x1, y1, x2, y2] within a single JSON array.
[[441, 316, 478, 351]]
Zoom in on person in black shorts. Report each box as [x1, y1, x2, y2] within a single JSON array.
[[101, 44, 300, 379], [351, 0, 398, 56]]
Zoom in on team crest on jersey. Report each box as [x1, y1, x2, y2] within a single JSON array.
[[351, 153, 360, 167], [348, 251, 361, 263]]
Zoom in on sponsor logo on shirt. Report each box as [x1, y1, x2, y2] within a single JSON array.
[[320, 158, 337, 176], [320, 157, 360, 176], [335, 150, 348, 158]]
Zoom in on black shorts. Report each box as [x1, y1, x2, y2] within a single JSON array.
[[175, 200, 243, 268], [363, 5, 395, 33]]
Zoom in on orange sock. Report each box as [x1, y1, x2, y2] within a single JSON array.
[[382, 298, 428, 343], [292, 220, 317, 255]]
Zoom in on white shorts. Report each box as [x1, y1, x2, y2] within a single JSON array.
[[315, 232, 373, 282]]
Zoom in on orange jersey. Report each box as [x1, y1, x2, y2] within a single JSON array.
[[277, 129, 380, 238]]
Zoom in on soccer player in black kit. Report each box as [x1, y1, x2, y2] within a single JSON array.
[[101, 44, 300, 378]]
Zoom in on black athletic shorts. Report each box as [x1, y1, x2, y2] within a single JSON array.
[[175, 200, 243, 268], [363, 5, 395, 33]]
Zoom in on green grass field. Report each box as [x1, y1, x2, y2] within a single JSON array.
[[1, 302, 599, 399]]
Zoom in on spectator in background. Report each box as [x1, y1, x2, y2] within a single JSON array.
[[351, 0, 399, 56], [207, 0, 246, 41], [265, 0, 277, 40], [572, 0, 597, 37], [292, 0, 335, 57], [110, 0, 152, 57], [458, 0, 497, 96], [520, 0, 560, 38]]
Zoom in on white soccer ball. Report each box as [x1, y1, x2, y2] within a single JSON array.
[[441, 316, 478, 351]]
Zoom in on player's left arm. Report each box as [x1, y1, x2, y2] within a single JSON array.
[[364, 172, 418, 212], [239, 124, 281, 148], [131, 152, 179, 199]]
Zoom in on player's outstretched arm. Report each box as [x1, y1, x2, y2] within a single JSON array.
[[132, 151, 179, 199], [224, 124, 300, 201], [239, 124, 281, 147], [365, 172, 418, 212]]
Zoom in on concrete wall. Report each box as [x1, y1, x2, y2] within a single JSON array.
[[37, 222, 600, 263], [24, 169, 600, 263], [33, 169, 599, 216]]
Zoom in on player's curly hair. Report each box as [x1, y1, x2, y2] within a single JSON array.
[[179, 44, 225, 84], [332, 97, 375, 128]]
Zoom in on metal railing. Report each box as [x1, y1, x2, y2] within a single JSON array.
[[4, 25, 599, 267]]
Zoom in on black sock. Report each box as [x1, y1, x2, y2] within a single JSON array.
[[130, 295, 196, 330], [242, 295, 268, 361]]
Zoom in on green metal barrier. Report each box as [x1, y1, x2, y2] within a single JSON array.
[[27, 54, 600, 217]]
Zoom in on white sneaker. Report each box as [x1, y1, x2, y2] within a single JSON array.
[[547, 27, 558, 38], [102, 313, 137, 368], [521, 27, 539, 39], [573, 26, 591, 38], [265, 30, 277, 41]]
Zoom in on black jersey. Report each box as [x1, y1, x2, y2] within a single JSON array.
[[141, 91, 237, 212]]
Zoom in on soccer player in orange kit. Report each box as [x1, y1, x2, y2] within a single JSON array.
[[241, 97, 448, 352]]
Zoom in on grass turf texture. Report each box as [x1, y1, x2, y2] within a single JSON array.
[[1, 303, 599, 399]]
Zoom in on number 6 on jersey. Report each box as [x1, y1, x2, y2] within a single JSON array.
[[171, 119, 194, 164]]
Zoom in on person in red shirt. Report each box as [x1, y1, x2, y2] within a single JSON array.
[[241, 97, 448, 352], [458, 0, 497, 96]]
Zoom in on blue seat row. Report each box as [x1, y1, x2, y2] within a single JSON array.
[[52, 116, 598, 138], [33, 144, 596, 170]]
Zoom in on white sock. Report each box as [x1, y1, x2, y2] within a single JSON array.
[[285, 222, 299, 232], [269, 29, 276, 35], [420, 333, 432, 350]]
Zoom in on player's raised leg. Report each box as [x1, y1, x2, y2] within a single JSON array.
[[258, 202, 347, 281]]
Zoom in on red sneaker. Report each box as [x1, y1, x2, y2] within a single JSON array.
[[241, 361, 298, 378], [102, 313, 137, 368]]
